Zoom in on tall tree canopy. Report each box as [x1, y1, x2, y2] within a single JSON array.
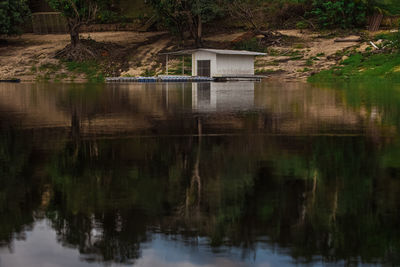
[[0, 0, 30, 36], [149, 0, 222, 47]]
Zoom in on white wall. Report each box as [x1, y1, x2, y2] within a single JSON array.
[[216, 55, 254, 76], [192, 51, 217, 76], [192, 52, 255, 77]]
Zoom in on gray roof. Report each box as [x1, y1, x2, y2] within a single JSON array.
[[161, 48, 266, 56]]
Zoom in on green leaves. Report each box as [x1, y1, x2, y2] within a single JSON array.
[[0, 0, 30, 35], [310, 0, 367, 29], [148, 0, 223, 41]]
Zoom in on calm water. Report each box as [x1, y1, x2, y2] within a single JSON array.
[[0, 81, 400, 266]]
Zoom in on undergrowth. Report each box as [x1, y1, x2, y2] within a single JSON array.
[[65, 61, 104, 82], [234, 38, 267, 53]]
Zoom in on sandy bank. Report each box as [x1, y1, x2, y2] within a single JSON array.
[[0, 30, 370, 82]]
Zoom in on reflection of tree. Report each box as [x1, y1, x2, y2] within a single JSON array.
[[250, 136, 400, 265], [185, 118, 202, 218], [45, 135, 188, 263], [41, 132, 400, 265], [0, 128, 44, 248], [47, 207, 147, 264], [2, 107, 400, 265]]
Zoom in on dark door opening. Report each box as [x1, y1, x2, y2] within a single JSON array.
[[197, 60, 211, 77]]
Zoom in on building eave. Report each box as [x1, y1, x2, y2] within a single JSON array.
[[160, 48, 266, 56]]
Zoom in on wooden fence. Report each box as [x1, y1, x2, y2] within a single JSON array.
[[32, 12, 68, 34]]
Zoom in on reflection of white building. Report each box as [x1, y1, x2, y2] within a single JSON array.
[[192, 82, 255, 112]]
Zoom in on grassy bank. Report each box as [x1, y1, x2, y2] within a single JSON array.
[[308, 52, 400, 83], [30, 61, 105, 83], [309, 30, 400, 83]]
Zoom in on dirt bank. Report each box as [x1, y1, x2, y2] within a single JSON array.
[[0, 30, 370, 82], [0, 31, 170, 81], [255, 30, 366, 81]]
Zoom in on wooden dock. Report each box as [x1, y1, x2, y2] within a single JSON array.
[[106, 76, 214, 83], [0, 79, 21, 83], [213, 75, 265, 82], [106, 75, 265, 83]]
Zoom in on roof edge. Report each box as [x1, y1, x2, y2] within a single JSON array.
[[160, 48, 266, 56]]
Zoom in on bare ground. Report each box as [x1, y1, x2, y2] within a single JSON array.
[[0, 30, 370, 82], [0, 31, 170, 81]]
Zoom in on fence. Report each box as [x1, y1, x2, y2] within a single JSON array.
[[32, 12, 68, 34]]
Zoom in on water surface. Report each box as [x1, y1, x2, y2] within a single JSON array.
[[0, 81, 399, 266]]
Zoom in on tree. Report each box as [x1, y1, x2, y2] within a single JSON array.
[[149, 0, 222, 47], [0, 0, 30, 36], [226, 0, 265, 34], [310, 0, 367, 29], [185, 0, 222, 47], [148, 0, 187, 42], [46, 0, 100, 47], [226, 0, 285, 43]]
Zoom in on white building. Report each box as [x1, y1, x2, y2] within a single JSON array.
[[164, 49, 266, 78]]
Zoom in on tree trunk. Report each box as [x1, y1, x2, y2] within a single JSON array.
[[196, 15, 202, 47], [68, 23, 81, 47]]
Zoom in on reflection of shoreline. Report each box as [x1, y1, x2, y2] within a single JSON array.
[[0, 82, 389, 138], [0, 82, 399, 266]]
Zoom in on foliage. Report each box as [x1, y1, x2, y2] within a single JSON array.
[[0, 0, 30, 36], [47, 0, 103, 46], [296, 21, 308, 30], [234, 38, 267, 52], [396, 23, 400, 49], [225, 0, 265, 31], [46, 0, 101, 26], [141, 68, 156, 77], [148, 0, 187, 40], [65, 61, 104, 82], [310, 0, 367, 29], [148, 0, 223, 46], [96, 9, 130, 24], [374, 27, 400, 50], [362, 0, 400, 15]]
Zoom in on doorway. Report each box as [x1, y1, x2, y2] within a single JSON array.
[[197, 60, 211, 77]]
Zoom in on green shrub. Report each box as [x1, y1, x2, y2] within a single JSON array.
[[141, 69, 156, 77], [305, 58, 314, 66], [234, 38, 266, 53], [96, 10, 130, 24], [65, 61, 104, 82], [310, 0, 367, 29], [296, 21, 308, 30], [0, 0, 30, 35], [395, 23, 400, 50]]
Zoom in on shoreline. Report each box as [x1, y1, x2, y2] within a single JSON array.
[[0, 30, 387, 83]]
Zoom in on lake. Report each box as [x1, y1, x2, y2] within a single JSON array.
[[0, 81, 399, 266]]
